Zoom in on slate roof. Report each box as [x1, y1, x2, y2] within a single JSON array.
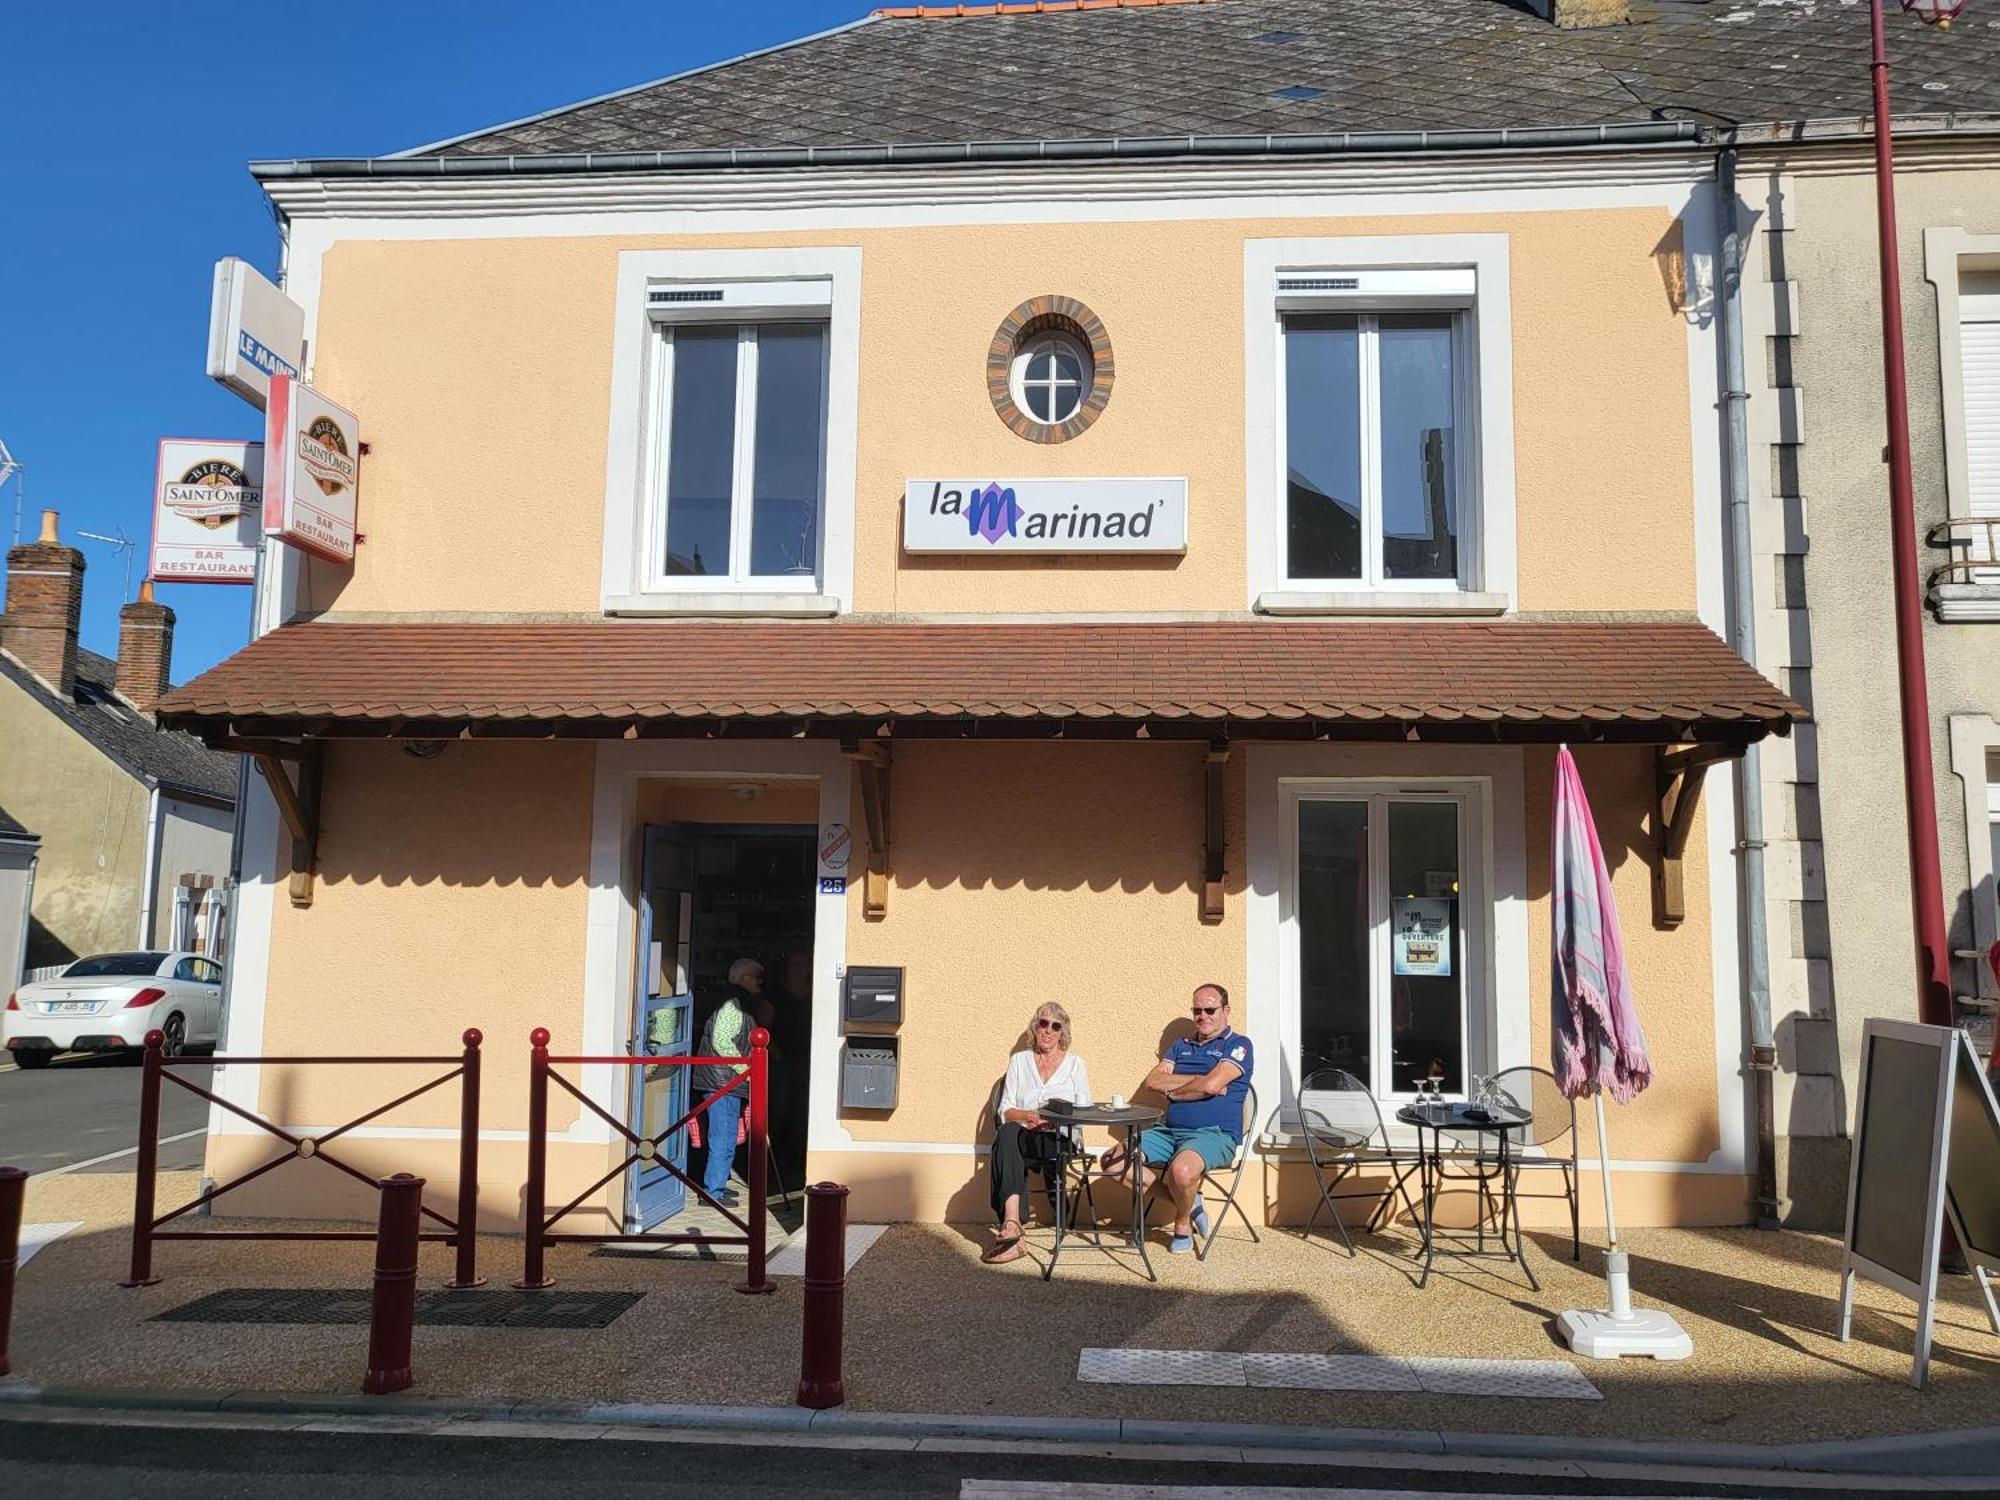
[[156, 618, 1801, 741], [0, 803, 34, 842], [377, 0, 2000, 164], [0, 648, 238, 804]]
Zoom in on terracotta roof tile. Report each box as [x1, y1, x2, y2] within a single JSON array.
[[158, 619, 1801, 743]]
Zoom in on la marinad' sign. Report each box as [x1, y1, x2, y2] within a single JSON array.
[[264, 374, 360, 565], [151, 439, 263, 584], [904, 477, 1187, 554]]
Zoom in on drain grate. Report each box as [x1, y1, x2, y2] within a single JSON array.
[[153, 1288, 642, 1329]]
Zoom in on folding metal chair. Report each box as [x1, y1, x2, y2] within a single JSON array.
[[1489, 1063, 1581, 1260], [1297, 1068, 1425, 1256], [1143, 1084, 1262, 1261]]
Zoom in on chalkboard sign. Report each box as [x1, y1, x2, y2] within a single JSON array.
[[1838, 1020, 2000, 1388]]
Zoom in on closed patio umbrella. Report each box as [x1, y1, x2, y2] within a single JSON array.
[[1550, 744, 1693, 1361]]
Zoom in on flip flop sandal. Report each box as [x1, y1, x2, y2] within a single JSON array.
[[983, 1239, 1025, 1265]]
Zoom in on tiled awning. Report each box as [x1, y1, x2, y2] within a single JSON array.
[[157, 618, 1801, 744]]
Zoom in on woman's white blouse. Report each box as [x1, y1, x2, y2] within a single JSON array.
[[997, 1048, 1092, 1125]]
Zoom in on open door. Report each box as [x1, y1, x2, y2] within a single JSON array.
[[627, 825, 696, 1233]]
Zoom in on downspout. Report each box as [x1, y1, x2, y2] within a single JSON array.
[[10, 844, 35, 989], [137, 786, 164, 949], [1718, 146, 1780, 1229]]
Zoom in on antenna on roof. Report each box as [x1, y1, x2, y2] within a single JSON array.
[[0, 436, 22, 548], [77, 526, 138, 602]]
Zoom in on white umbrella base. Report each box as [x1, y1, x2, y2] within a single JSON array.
[[1558, 1305, 1694, 1360]]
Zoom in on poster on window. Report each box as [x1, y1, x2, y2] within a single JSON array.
[[1393, 897, 1453, 977]]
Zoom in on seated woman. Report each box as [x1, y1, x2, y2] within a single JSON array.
[[983, 1002, 1091, 1265]]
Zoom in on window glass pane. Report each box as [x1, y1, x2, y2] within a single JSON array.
[[749, 323, 827, 578], [1284, 316, 1362, 579], [1386, 800, 1463, 1093], [1298, 801, 1371, 1085], [1052, 346, 1083, 386], [1378, 313, 1457, 582], [1025, 382, 1051, 421], [663, 326, 738, 577]]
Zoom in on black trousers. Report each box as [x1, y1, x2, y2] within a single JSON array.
[[990, 1122, 1068, 1222]]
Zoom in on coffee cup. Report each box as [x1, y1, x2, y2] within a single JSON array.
[[1110, 1093, 1128, 1110]]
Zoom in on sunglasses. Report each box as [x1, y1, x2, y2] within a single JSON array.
[[1190, 1005, 1222, 1016], [1034, 1018, 1065, 1030]]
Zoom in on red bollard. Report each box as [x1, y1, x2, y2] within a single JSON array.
[[446, 1028, 484, 1289], [0, 1166, 26, 1377], [120, 1029, 165, 1287], [514, 1028, 553, 1290], [363, 1172, 424, 1395], [737, 1027, 774, 1296], [796, 1181, 849, 1410]]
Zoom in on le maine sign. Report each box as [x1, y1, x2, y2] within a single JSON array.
[[903, 477, 1187, 554]]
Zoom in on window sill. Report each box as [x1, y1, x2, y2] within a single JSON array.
[[605, 591, 841, 619], [1254, 590, 1510, 617], [1930, 582, 2000, 623]]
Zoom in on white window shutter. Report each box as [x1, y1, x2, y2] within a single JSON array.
[[1964, 302, 2000, 520]]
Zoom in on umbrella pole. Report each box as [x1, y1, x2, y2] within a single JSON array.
[[1594, 1091, 1619, 1251], [1593, 1091, 1632, 1321]]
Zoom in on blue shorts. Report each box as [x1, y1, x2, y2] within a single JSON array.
[[1138, 1124, 1237, 1171]]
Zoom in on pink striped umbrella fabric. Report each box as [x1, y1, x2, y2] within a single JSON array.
[[1551, 744, 1654, 1104]]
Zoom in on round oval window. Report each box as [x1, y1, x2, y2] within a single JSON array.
[[1010, 331, 1094, 426]]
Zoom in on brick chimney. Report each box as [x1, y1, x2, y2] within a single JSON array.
[[117, 577, 176, 716], [1524, 0, 1628, 27], [2, 509, 86, 699]]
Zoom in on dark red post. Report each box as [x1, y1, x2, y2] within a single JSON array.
[[362, 1172, 424, 1395], [795, 1181, 848, 1409], [514, 1027, 553, 1290], [446, 1028, 484, 1289], [738, 1027, 773, 1295], [0, 1166, 26, 1377], [120, 1029, 165, 1287]]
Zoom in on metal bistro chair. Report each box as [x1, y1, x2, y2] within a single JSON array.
[[1296, 1068, 1425, 1256], [1137, 1084, 1262, 1261], [1488, 1064, 1581, 1261]]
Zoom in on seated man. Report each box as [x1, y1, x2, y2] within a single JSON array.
[[1103, 982, 1253, 1254]]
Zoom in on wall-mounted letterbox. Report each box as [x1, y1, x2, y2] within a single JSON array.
[[842, 965, 904, 1031], [840, 1037, 899, 1110]]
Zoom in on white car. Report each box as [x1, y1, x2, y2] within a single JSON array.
[[3, 950, 223, 1069]]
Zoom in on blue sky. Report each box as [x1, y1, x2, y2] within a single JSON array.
[[0, 1, 869, 682]]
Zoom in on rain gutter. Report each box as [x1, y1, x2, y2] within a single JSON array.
[[248, 120, 1700, 180], [1716, 145, 1780, 1231]]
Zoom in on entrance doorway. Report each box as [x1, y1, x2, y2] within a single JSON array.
[[627, 819, 816, 1232]]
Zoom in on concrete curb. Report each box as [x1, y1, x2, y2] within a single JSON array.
[[1, 1383, 1997, 1478]]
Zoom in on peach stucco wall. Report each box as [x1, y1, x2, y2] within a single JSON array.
[[296, 206, 1696, 619]]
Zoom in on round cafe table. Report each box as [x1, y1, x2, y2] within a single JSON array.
[[1038, 1101, 1161, 1283], [1394, 1100, 1539, 1292]]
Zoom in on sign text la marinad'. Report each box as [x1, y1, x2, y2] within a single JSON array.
[[902, 477, 1187, 554]]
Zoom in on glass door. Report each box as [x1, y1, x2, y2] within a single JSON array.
[[628, 825, 696, 1232], [1296, 792, 1468, 1098]]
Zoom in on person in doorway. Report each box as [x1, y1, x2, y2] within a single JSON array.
[[691, 956, 762, 1209], [984, 1001, 1091, 1265], [766, 951, 813, 1170], [1101, 983, 1253, 1254]]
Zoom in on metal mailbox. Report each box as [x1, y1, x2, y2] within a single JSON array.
[[842, 965, 904, 1031], [840, 1038, 899, 1110]]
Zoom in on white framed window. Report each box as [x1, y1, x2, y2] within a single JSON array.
[[1010, 329, 1093, 426], [1245, 238, 1516, 615], [601, 249, 861, 616]]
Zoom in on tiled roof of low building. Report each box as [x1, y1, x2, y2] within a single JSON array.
[[157, 618, 1801, 741], [0, 648, 239, 804], [0, 802, 34, 841], [366, 0, 2000, 164]]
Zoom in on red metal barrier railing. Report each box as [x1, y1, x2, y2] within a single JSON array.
[[122, 1027, 484, 1289], [515, 1025, 772, 1295]]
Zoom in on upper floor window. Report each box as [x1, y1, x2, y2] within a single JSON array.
[[1244, 241, 1516, 615], [657, 321, 828, 583], [1011, 330, 1093, 426], [1285, 310, 1462, 586]]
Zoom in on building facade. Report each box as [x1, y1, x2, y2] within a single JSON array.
[[165, 0, 2000, 1235]]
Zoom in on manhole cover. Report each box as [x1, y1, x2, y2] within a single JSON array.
[[153, 1288, 642, 1329]]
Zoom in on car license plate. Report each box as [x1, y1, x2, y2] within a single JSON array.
[[52, 1001, 95, 1014]]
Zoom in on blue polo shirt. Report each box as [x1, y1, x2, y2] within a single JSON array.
[[1163, 1028, 1255, 1141]]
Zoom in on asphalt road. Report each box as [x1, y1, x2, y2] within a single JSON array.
[[0, 1416, 1873, 1499], [0, 1049, 211, 1174]]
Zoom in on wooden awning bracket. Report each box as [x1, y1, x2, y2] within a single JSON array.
[[1652, 743, 1740, 929], [1202, 743, 1229, 924], [844, 739, 891, 920], [255, 744, 322, 909]]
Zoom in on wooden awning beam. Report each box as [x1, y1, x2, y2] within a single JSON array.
[[254, 745, 322, 909], [1203, 743, 1228, 924], [843, 739, 891, 920], [1652, 743, 1741, 928]]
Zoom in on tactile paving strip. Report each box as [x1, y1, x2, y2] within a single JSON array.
[[152, 1288, 642, 1329], [1077, 1347, 1247, 1386], [1405, 1355, 1603, 1400], [1242, 1352, 1423, 1392]]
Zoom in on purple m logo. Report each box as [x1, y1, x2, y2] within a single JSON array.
[[965, 482, 1021, 544]]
